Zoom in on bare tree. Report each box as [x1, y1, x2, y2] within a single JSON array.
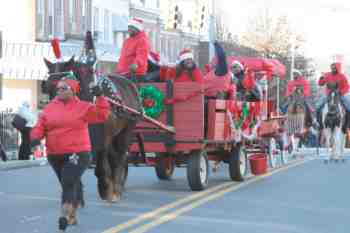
[[240, 10, 304, 58]]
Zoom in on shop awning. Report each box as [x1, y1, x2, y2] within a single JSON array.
[[0, 41, 119, 80]]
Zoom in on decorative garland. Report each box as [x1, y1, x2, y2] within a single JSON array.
[[139, 85, 165, 118], [235, 102, 249, 129]]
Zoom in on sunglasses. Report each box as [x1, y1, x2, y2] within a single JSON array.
[[56, 86, 70, 91]]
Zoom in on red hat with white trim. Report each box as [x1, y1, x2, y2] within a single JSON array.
[[178, 48, 194, 63], [128, 18, 144, 31], [148, 51, 160, 64]]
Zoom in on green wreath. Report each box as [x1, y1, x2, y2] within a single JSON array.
[[139, 85, 165, 118]]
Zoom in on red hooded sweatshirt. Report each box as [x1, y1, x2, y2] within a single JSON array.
[[175, 68, 204, 83], [319, 62, 349, 96], [31, 96, 110, 155], [116, 31, 150, 76], [285, 76, 310, 97]]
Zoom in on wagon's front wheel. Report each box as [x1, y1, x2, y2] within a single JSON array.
[[187, 150, 209, 191], [155, 153, 175, 180], [229, 144, 247, 182]]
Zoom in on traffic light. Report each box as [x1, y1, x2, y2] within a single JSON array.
[[200, 6, 205, 28], [174, 5, 179, 29]]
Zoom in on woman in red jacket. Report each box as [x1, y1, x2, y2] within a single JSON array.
[[174, 49, 204, 83], [30, 74, 110, 232]]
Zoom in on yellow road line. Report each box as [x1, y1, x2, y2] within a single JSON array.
[[103, 158, 310, 233], [129, 159, 310, 233], [102, 182, 234, 233]]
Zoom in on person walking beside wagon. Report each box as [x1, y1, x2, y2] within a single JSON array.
[[30, 74, 110, 232], [13, 101, 36, 160]]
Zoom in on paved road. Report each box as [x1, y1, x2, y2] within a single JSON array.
[[0, 152, 349, 233]]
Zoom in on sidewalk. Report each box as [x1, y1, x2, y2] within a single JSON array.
[[0, 158, 47, 171]]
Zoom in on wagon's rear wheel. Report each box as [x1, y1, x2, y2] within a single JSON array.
[[155, 153, 175, 180], [187, 150, 209, 191], [229, 144, 247, 182]]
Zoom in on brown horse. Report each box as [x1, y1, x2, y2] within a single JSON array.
[[42, 56, 142, 202]]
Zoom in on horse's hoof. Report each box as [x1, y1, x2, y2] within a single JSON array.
[[108, 193, 121, 203]]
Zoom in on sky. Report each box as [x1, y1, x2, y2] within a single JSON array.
[[216, 0, 350, 70]]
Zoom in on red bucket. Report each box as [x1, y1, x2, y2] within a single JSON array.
[[249, 154, 267, 175]]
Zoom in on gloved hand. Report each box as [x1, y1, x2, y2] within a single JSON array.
[[129, 63, 138, 73], [90, 84, 103, 97]]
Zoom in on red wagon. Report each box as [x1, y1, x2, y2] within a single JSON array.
[[121, 57, 287, 191]]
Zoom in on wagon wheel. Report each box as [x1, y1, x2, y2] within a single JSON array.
[[155, 153, 175, 180], [229, 144, 247, 182], [187, 150, 209, 191], [268, 137, 279, 168]]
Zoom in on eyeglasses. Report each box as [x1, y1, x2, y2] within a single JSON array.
[[56, 86, 70, 91]]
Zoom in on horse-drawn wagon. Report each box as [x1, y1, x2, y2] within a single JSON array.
[[126, 56, 288, 191]]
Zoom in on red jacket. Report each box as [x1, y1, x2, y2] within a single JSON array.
[[319, 62, 349, 95], [174, 68, 204, 83], [285, 76, 310, 97], [116, 31, 150, 76], [31, 96, 110, 155]]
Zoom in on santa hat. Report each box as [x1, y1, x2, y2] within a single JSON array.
[[128, 18, 144, 31], [231, 60, 244, 70], [148, 51, 160, 65], [178, 49, 194, 63]]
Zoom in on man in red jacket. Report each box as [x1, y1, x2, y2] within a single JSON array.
[[318, 63, 350, 109], [116, 18, 150, 81], [317, 62, 350, 130], [281, 69, 312, 114], [31, 73, 110, 231]]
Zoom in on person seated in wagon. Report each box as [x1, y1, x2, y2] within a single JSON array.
[[159, 48, 204, 83], [230, 60, 262, 101], [115, 18, 150, 81]]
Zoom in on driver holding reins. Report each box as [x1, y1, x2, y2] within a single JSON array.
[[317, 62, 350, 131], [115, 18, 150, 81]]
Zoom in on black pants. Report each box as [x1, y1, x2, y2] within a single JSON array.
[[48, 152, 91, 205], [18, 127, 31, 160], [0, 143, 7, 161]]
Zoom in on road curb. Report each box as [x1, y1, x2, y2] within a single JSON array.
[[0, 159, 47, 171]]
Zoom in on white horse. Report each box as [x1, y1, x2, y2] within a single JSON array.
[[321, 89, 346, 162]]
